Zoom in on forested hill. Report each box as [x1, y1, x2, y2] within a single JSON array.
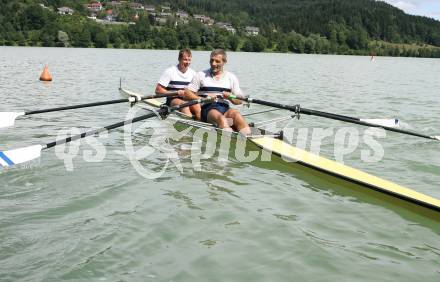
[[176, 0, 440, 46], [1, 0, 440, 58]]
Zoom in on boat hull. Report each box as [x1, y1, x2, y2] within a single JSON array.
[[119, 88, 440, 214]]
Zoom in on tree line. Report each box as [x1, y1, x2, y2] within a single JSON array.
[[1, 0, 439, 58]]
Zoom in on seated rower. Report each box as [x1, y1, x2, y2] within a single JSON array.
[[184, 49, 251, 135], [155, 48, 201, 120]]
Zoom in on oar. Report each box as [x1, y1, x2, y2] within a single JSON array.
[[209, 93, 398, 127], [308, 109, 400, 128], [229, 95, 440, 141], [0, 92, 178, 129], [0, 97, 211, 168]]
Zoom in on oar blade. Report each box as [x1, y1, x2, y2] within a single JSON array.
[[0, 112, 25, 128], [360, 118, 400, 128], [0, 145, 43, 167]]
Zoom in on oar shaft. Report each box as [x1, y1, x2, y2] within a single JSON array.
[[243, 98, 297, 111], [234, 96, 438, 141], [306, 109, 361, 121], [25, 93, 177, 116], [44, 98, 207, 149], [300, 107, 436, 140], [25, 99, 129, 115], [45, 112, 157, 149]]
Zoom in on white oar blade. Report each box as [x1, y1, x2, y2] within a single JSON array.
[[360, 118, 400, 128], [0, 112, 25, 128], [0, 145, 43, 167]]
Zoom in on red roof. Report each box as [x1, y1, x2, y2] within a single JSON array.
[[89, 2, 102, 8]]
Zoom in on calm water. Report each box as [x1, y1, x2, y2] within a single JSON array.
[[0, 47, 439, 281]]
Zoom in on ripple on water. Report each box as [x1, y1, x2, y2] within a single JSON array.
[[0, 48, 439, 281]]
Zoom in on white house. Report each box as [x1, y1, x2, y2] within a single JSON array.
[[144, 5, 155, 12], [176, 10, 189, 19], [245, 26, 260, 36], [194, 14, 214, 25], [130, 2, 144, 10], [86, 2, 103, 12], [57, 7, 74, 15]]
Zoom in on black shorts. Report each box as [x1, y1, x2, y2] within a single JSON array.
[[201, 102, 230, 122], [165, 96, 179, 106]]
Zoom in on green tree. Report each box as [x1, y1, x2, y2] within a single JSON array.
[[57, 30, 70, 47], [241, 39, 253, 52], [77, 29, 91, 47], [288, 32, 305, 53], [154, 37, 166, 49], [250, 35, 267, 52], [94, 31, 109, 48], [228, 34, 240, 51]]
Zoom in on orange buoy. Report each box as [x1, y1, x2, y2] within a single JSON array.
[[39, 65, 52, 81]]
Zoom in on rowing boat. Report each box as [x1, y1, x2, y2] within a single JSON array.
[[120, 87, 440, 213]]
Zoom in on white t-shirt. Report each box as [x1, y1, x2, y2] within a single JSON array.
[[187, 69, 243, 97], [158, 65, 196, 90]]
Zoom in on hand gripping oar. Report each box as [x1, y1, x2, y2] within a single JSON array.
[[0, 97, 212, 168], [229, 95, 440, 141], [0, 92, 178, 129]]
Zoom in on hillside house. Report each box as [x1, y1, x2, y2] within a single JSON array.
[[245, 26, 260, 36], [57, 7, 74, 15]]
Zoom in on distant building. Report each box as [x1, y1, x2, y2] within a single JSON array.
[[130, 2, 144, 10], [57, 7, 74, 15], [86, 2, 103, 12], [105, 9, 116, 21], [155, 17, 168, 25], [245, 26, 260, 36], [216, 22, 236, 34], [176, 10, 189, 19], [176, 11, 189, 25], [144, 5, 155, 12], [159, 12, 172, 17], [161, 5, 171, 12], [194, 14, 214, 25], [107, 1, 122, 8]]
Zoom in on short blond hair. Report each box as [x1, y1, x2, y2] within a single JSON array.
[[178, 48, 192, 60]]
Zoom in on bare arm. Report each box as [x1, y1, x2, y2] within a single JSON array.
[[223, 92, 242, 105], [155, 83, 167, 94], [156, 84, 184, 97], [184, 88, 200, 100]]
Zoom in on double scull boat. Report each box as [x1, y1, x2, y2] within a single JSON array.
[[0, 86, 438, 215], [120, 87, 440, 213]]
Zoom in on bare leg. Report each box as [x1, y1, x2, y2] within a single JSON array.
[[170, 99, 192, 116], [190, 104, 201, 121], [224, 109, 251, 135], [207, 109, 232, 131]]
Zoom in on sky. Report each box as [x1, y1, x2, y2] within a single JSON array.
[[381, 0, 440, 20]]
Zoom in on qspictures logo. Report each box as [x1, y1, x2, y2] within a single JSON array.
[[52, 106, 387, 179]]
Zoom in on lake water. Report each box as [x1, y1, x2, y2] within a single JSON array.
[[0, 47, 439, 281]]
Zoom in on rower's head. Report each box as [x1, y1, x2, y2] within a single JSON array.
[[210, 49, 227, 75], [178, 48, 192, 72]]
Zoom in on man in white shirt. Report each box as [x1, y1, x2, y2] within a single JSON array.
[[155, 48, 200, 120], [184, 49, 251, 135]]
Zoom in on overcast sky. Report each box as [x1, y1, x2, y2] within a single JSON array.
[[381, 0, 440, 20]]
